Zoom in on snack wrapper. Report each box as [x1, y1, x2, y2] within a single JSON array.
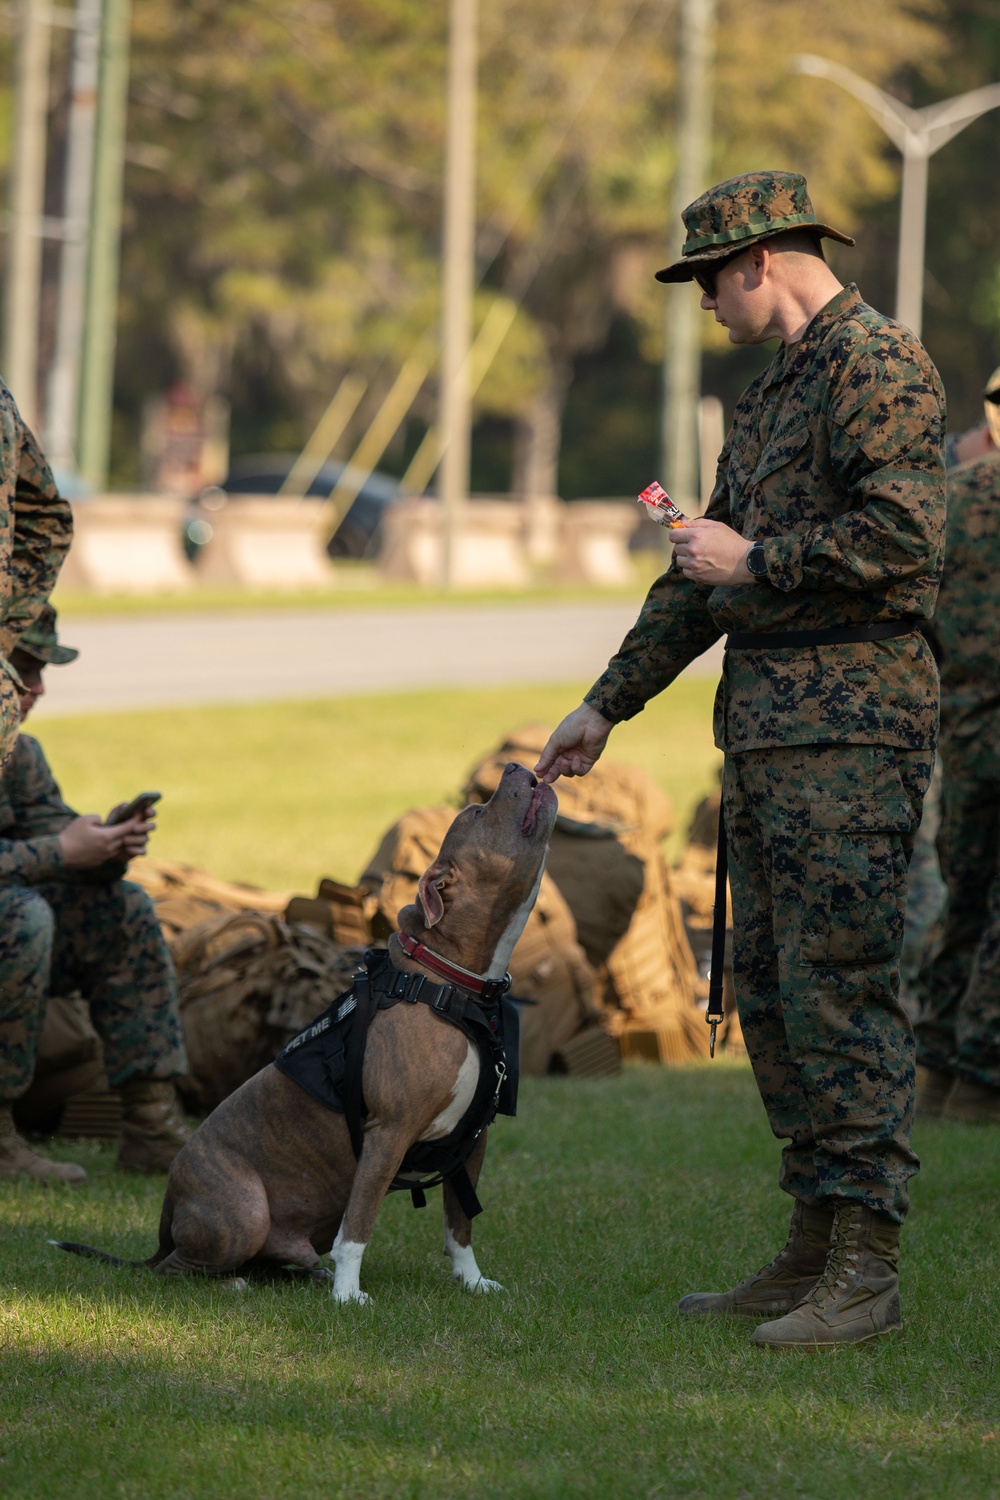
[[638, 481, 688, 528]]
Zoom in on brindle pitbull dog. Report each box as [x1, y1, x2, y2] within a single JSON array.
[[55, 763, 556, 1304]]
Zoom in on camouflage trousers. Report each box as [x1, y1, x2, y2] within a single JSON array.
[[914, 755, 1000, 1090], [0, 878, 187, 1102], [724, 743, 933, 1225]]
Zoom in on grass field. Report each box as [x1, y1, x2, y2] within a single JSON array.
[[31, 676, 722, 891], [52, 555, 666, 619], [2, 1066, 998, 1499]]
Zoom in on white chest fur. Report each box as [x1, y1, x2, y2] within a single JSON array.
[[422, 1040, 480, 1139]]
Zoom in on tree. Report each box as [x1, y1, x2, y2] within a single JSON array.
[[3, 0, 960, 491]]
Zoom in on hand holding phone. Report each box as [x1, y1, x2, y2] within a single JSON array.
[[105, 791, 161, 827]]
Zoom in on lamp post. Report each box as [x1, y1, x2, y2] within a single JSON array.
[[662, 0, 717, 516], [438, 0, 478, 588], [77, 0, 132, 491], [45, 0, 103, 473], [4, 0, 52, 428], [793, 55, 1000, 338]]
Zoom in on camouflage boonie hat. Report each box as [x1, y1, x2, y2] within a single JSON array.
[[985, 364, 1000, 448], [655, 170, 855, 283], [17, 603, 79, 665]]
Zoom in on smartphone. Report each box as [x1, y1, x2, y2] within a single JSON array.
[[105, 791, 162, 826]]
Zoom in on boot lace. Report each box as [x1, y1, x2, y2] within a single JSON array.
[[807, 1207, 863, 1307]]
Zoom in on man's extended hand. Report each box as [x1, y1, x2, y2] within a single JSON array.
[[58, 812, 155, 868], [672, 518, 753, 586], [534, 702, 613, 784]]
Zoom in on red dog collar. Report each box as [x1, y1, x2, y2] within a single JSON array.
[[394, 931, 511, 999]]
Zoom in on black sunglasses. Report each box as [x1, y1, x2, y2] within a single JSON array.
[[693, 249, 744, 298]]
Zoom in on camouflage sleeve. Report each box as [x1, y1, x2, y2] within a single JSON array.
[[761, 339, 946, 596], [0, 735, 72, 885], [0, 399, 73, 657], [0, 830, 67, 885], [584, 452, 730, 723]]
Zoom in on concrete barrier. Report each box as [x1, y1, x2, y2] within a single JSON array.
[[59, 496, 193, 593], [378, 498, 530, 588], [552, 500, 639, 586], [189, 496, 336, 589]]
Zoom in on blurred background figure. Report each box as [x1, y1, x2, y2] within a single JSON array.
[[0, 605, 189, 1184], [914, 368, 1000, 1123]]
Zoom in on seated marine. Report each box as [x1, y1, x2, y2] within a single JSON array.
[[0, 606, 189, 1184]]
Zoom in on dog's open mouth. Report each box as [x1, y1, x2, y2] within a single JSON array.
[[520, 780, 555, 836]]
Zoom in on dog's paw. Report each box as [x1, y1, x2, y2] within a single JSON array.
[[332, 1287, 372, 1307], [461, 1274, 504, 1295], [222, 1277, 249, 1293]]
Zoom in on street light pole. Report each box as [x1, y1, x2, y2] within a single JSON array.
[[438, 0, 478, 589], [4, 0, 52, 429], [45, 0, 104, 473], [78, 0, 132, 491], [662, 0, 717, 515], [794, 55, 1000, 338]]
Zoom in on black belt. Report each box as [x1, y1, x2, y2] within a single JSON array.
[[726, 619, 921, 650]]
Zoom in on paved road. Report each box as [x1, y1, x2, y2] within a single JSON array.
[[32, 601, 724, 718]]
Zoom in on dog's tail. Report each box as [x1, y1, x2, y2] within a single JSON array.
[[47, 1239, 153, 1268]]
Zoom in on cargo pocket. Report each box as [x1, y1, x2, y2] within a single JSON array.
[[751, 421, 810, 485], [799, 793, 913, 966]]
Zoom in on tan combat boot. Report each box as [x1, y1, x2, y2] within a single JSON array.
[[750, 1200, 900, 1350], [0, 1103, 87, 1185], [117, 1079, 191, 1174], [915, 1066, 955, 1120], [678, 1199, 835, 1318], [944, 1078, 1000, 1124]]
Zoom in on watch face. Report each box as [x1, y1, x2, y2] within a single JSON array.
[[748, 545, 767, 577]]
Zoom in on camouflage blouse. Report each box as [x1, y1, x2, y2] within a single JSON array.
[[0, 381, 73, 764], [0, 732, 73, 884], [586, 285, 946, 752], [0, 382, 73, 656]]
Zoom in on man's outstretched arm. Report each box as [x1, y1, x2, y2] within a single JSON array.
[[535, 702, 614, 783]]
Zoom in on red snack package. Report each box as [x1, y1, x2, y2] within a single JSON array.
[[638, 480, 688, 528]]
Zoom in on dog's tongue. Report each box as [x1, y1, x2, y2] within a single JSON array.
[[521, 781, 553, 835]]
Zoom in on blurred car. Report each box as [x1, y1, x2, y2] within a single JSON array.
[[184, 454, 401, 562]]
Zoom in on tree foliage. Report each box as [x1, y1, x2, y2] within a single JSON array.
[[8, 0, 997, 492]]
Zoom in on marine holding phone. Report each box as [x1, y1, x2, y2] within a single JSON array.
[[0, 606, 189, 1185]]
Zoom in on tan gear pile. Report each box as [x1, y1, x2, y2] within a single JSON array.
[[25, 729, 736, 1138], [169, 912, 363, 1114], [128, 857, 290, 941], [461, 725, 714, 1063]]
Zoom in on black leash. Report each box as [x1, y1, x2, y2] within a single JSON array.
[[706, 806, 727, 1059]]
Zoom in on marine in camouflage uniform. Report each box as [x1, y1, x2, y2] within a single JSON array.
[[914, 374, 1000, 1123], [897, 425, 990, 1012], [0, 608, 189, 1185], [537, 172, 946, 1348], [0, 379, 73, 768]]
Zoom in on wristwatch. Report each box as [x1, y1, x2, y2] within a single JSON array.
[[745, 541, 768, 580]]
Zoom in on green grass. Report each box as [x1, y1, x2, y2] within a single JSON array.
[[32, 677, 722, 891], [2, 1067, 997, 1499], [52, 555, 667, 619]]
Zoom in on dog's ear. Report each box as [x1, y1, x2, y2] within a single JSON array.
[[416, 860, 453, 928]]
